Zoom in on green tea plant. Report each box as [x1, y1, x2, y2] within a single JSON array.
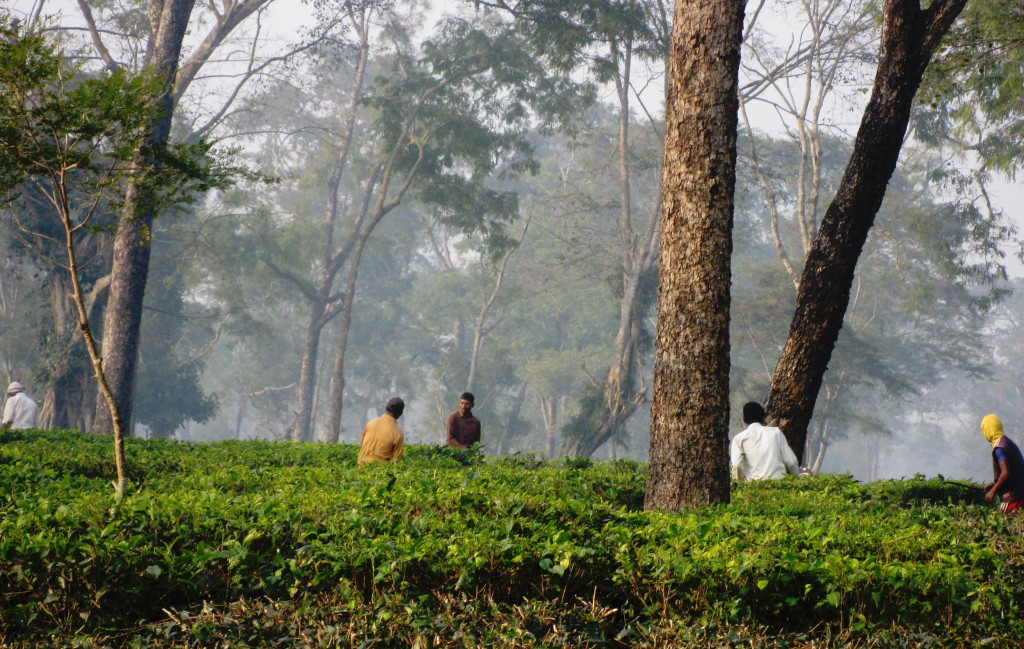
[[1, 430, 1021, 648]]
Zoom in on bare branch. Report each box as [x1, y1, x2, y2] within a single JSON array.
[[259, 254, 323, 303], [76, 0, 121, 72], [174, 0, 271, 101]]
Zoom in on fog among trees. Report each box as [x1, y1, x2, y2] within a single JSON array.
[[3, 0, 1022, 485]]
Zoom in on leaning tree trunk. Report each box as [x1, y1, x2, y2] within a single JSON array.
[[93, 0, 197, 435], [644, 0, 744, 511], [558, 324, 644, 459], [324, 171, 408, 444], [764, 0, 969, 463]]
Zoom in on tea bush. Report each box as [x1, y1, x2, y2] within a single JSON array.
[[1, 430, 1021, 647]]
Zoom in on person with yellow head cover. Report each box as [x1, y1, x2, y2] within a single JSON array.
[[980, 414, 1024, 514]]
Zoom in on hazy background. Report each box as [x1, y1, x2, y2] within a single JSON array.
[[4, 0, 1022, 483]]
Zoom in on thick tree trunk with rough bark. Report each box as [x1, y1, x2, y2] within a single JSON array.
[[90, 0, 271, 435], [93, 0, 197, 435], [94, 187, 155, 435], [764, 0, 969, 463], [644, 0, 744, 511]]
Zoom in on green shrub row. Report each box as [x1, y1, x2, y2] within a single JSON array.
[[1, 429, 1021, 647]]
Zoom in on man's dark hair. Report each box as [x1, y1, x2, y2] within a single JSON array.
[[385, 397, 405, 417], [742, 401, 766, 425], [460, 392, 475, 404]]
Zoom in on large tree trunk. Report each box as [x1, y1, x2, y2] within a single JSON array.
[[764, 0, 969, 463], [89, 0, 272, 435], [644, 0, 744, 511], [93, 0, 197, 435]]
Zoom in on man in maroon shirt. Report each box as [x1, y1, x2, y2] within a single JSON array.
[[447, 392, 481, 449]]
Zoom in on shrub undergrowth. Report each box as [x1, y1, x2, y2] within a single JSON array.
[[1, 429, 1021, 648]]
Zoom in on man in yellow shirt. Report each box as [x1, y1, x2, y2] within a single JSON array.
[[357, 397, 405, 466]]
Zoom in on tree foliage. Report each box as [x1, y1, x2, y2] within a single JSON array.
[[0, 17, 244, 490]]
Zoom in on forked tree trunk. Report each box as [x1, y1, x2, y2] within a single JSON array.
[[321, 76, 457, 443], [764, 0, 969, 463], [291, 19, 371, 442], [323, 150, 423, 444], [645, 0, 744, 511]]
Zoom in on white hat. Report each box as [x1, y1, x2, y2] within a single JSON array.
[[6, 382, 24, 394]]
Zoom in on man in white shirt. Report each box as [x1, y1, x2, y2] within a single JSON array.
[[730, 401, 799, 481], [2, 382, 39, 430]]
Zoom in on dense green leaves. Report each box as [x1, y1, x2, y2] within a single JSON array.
[[1, 430, 1021, 647]]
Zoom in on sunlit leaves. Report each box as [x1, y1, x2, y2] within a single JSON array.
[[1, 429, 1020, 646]]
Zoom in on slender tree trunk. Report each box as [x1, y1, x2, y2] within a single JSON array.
[[93, 0, 197, 435], [292, 301, 328, 441], [234, 396, 246, 438], [644, 0, 744, 511], [866, 433, 880, 482], [58, 195, 129, 494], [465, 215, 531, 394], [809, 420, 829, 474], [764, 0, 969, 463], [323, 264, 361, 444], [321, 90, 433, 441], [559, 38, 659, 459], [324, 169, 413, 443], [541, 396, 558, 458], [291, 17, 371, 442]]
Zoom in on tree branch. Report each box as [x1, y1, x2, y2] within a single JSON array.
[[173, 0, 270, 102], [76, 0, 121, 72]]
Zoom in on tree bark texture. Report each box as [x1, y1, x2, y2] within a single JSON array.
[[37, 273, 97, 431], [644, 0, 744, 511], [764, 0, 969, 463], [93, 0, 197, 435]]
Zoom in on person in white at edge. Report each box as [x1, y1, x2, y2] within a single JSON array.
[[730, 401, 799, 480], [2, 382, 39, 430]]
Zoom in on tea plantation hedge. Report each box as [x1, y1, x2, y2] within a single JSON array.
[[1, 429, 1021, 647]]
